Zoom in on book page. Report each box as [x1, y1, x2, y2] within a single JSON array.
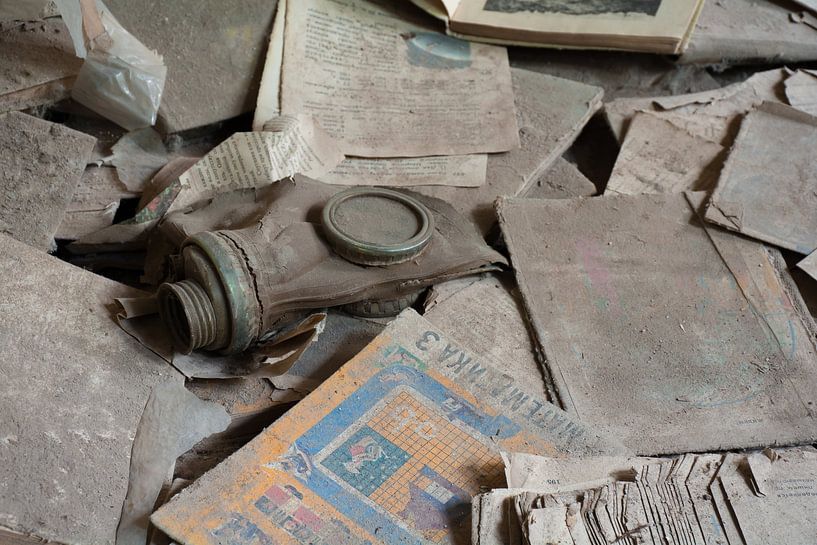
[[281, 0, 518, 158], [450, 0, 702, 53], [319, 154, 486, 187]]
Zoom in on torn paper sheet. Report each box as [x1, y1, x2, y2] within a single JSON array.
[[718, 448, 817, 544], [415, 68, 602, 235], [319, 154, 487, 187], [799, 251, 817, 282], [605, 67, 788, 144], [252, 0, 285, 130], [280, 0, 518, 157], [168, 115, 344, 213], [680, 0, 817, 66], [116, 296, 326, 379], [0, 19, 81, 113], [0, 233, 178, 545], [110, 127, 169, 192], [705, 102, 817, 255], [604, 112, 725, 196], [0, 111, 96, 251], [115, 381, 230, 545], [498, 192, 817, 454], [56, 165, 138, 240], [56, 0, 167, 129], [151, 309, 626, 545], [785, 69, 817, 117], [502, 452, 661, 493]]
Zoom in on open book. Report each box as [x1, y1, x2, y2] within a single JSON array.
[[411, 0, 704, 54]]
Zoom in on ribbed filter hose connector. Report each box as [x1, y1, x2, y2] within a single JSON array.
[[157, 279, 218, 354]]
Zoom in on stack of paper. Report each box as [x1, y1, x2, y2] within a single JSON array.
[[476, 448, 817, 545]]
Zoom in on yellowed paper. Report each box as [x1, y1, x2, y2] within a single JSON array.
[[605, 113, 724, 196], [252, 0, 286, 130], [319, 154, 487, 187], [448, 0, 702, 54], [280, 0, 518, 158], [170, 115, 344, 212], [605, 68, 788, 144]]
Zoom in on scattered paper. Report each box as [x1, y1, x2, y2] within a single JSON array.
[[498, 193, 817, 454], [280, 0, 518, 157], [252, 0, 286, 129], [785, 69, 817, 117], [705, 102, 817, 255], [502, 452, 661, 493], [151, 310, 626, 545], [168, 115, 344, 213], [605, 112, 725, 196], [524, 157, 596, 200], [415, 68, 602, 234], [604, 67, 788, 144], [115, 381, 230, 545], [319, 154, 487, 187]]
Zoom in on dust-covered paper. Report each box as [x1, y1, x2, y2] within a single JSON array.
[[605, 112, 725, 196], [280, 0, 518, 158], [319, 154, 487, 187], [169, 115, 344, 212]]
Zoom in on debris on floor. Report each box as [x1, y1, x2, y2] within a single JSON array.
[[481, 447, 817, 545], [150, 310, 624, 545], [4, 0, 817, 543]]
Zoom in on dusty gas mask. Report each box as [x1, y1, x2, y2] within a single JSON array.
[[153, 177, 503, 355]]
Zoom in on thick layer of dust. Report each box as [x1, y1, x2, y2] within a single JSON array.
[[0, 19, 80, 96], [333, 195, 423, 245], [0, 234, 177, 544], [0, 112, 95, 250]]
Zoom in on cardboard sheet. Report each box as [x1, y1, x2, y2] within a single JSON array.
[[498, 193, 817, 454], [280, 0, 518, 158], [605, 112, 724, 196], [604, 67, 788, 144], [0, 233, 179, 544], [415, 68, 602, 234], [0, 111, 96, 251], [151, 310, 625, 545], [705, 102, 817, 255]]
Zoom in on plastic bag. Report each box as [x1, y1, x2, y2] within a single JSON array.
[[54, 0, 166, 130]]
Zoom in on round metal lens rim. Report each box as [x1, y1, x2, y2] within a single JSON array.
[[322, 187, 435, 261]]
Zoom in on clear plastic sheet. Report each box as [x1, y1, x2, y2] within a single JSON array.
[[55, 0, 166, 130]]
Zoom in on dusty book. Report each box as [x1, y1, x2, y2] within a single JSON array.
[[151, 310, 624, 545], [410, 0, 704, 54]]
